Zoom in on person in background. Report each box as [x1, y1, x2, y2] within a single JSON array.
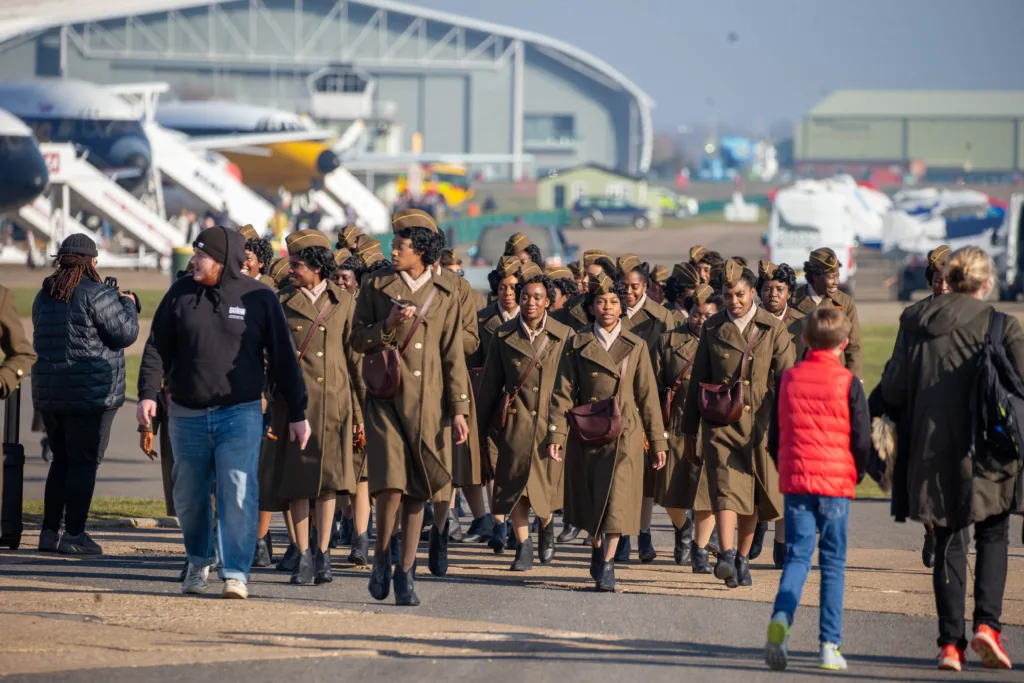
[[545, 265, 577, 312], [664, 261, 701, 328], [653, 284, 720, 573], [880, 247, 1019, 672], [267, 258, 292, 290], [504, 231, 544, 266], [752, 260, 806, 568], [790, 248, 861, 377], [238, 224, 276, 289], [552, 250, 618, 333], [32, 235, 139, 556], [267, 230, 364, 586], [687, 246, 708, 282], [567, 261, 585, 292], [351, 211, 471, 606], [476, 265, 570, 571], [337, 224, 362, 251], [0, 283, 37, 497], [681, 260, 795, 588], [334, 249, 358, 295], [483, 194, 498, 213], [764, 307, 870, 673], [697, 250, 725, 285], [545, 274, 668, 592], [139, 226, 309, 600], [649, 264, 670, 304]]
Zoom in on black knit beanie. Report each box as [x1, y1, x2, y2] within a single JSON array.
[[57, 233, 98, 258], [193, 226, 230, 265]]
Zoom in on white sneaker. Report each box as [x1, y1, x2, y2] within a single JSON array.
[[820, 642, 848, 671], [182, 564, 209, 595], [222, 578, 248, 599]]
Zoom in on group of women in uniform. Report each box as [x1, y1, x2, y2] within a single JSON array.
[[227, 213, 862, 604]]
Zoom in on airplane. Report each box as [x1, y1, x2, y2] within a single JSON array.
[[0, 106, 49, 215], [0, 79, 150, 191], [154, 100, 341, 194]]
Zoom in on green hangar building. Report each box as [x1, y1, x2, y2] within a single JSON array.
[[795, 90, 1024, 181]]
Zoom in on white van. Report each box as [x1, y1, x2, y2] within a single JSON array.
[[766, 180, 859, 295]]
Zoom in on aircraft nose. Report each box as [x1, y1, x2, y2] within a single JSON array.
[[0, 144, 48, 213], [317, 149, 340, 175]]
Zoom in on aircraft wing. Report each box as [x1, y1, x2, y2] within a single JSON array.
[[184, 130, 337, 153]]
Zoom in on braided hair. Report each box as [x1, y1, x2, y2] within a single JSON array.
[[45, 254, 101, 303]]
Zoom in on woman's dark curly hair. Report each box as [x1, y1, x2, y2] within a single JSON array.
[[619, 260, 651, 286], [591, 256, 618, 279], [682, 292, 724, 314], [514, 274, 556, 307], [524, 243, 544, 266], [803, 263, 826, 286], [339, 255, 363, 278], [488, 267, 520, 297], [296, 245, 338, 283], [585, 279, 629, 321], [551, 277, 578, 299], [244, 237, 274, 273], [396, 227, 445, 265], [756, 263, 797, 295], [664, 276, 697, 306], [699, 250, 725, 269]]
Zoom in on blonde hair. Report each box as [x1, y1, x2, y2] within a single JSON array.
[[945, 246, 992, 294], [804, 307, 852, 351]]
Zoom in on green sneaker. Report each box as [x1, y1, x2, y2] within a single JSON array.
[[764, 612, 790, 671], [820, 642, 848, 671]]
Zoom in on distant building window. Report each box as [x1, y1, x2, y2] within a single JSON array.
[[605, 182, 630, 199], [571, 181, 588, 201], [524, 114, 577, 144]]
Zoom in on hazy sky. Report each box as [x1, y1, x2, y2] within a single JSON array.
[[412, 0, 1024, 129]]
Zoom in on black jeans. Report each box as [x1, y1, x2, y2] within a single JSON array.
[[933, 512, 1009, 650], [41, 410, 117, 536]]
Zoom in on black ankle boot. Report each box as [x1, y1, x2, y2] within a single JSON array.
[[557, 523, 581, 543], [691, 542, 712, 574], [510, 535, 534, 571], [590, 544, 604, 581], [707, 528, 720, 555], [314, 547, 333, 584], [368, 546, 393, 601], [290, 548, 315, 585], [463, 515, 493, 543], [614, 536, 631, 563], [447, 508, 464, 543], [749, 521, 768, 560], [389, 533, 401, 564], [596, 559, 615, 592], [638, 531, 656, 563], [674, 519, 693, 565], [252, 534, 272, 568], [489, 521, 508, 554], [428, 521, 449, 577], [538, 521, 555, 565], [714, 548, 738, 588], [922, 528, 936, 569], [394, 561, 421, 606], [276, 542, 300, 572], [772, 540, 786, 569], [348, 532, 370, 566], [506, 530, 519, 551], [339, 516, 354, 547], [735, 553, 752, 586]]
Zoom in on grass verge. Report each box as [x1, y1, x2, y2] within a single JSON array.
[[11, 287, 167, 319], [23, 497, 167, 523]]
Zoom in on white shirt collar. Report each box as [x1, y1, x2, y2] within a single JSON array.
[[764, 304, 788, 321], [501, 305, 521, 322], [520, 313, 547, 344], [627, 293, 648, 320], [400, 268, 433, 294], [807, 283, 823, 305], [301, 279, 328, 303], [728, 304, 758, 334], [594, 321, 623, 351]]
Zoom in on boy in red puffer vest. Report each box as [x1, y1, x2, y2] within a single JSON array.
[[763, 307, 871, 672]]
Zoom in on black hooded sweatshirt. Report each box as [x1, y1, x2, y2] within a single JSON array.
[[140, 227, 307, 422]]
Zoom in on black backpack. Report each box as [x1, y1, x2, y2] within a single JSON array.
[[970, 311, 1024, 467]]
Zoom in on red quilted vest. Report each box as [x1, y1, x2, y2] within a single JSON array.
[[777, 349, 858, 498]]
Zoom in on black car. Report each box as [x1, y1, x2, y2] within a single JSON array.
[[573, 195, 652, 230]]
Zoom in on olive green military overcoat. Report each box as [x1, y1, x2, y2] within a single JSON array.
[[467, 300, 509, 470], [475, 315, 572, 519], [351, 269, 470, 503], [546, 326, 669, 536], [790, 284, 860, 376], [267, 281, 365, 500], [442, 269, 483, 488], [681, 308, 795, 519], [550, 293, 590, 332]]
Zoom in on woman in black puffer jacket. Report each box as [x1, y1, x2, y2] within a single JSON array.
[[32, 234, 139, 556]]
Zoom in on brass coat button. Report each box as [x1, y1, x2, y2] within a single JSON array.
[[743, 405, 751, 412], [413, 370, 422, 377], [316, 351, 324, 357], [531, 386, 538, 392], [743, 380, 750, 386], [722, 352, 730, 359], [591, 372, 598, 377], [530, 410, 537, 417], [316, 377, 324, 384], [684, 375, 691, 380], [319, 325, 326, 331], [414, 342, 423, 350], [296, 325, 303, 331]]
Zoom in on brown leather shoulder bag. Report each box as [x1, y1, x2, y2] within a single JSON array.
[[662, 352, 697, 425], [363, 287, 436, 399], [568, 355, 629, 448], [698, 326, 758, 424], [492, 335, 550, 431]]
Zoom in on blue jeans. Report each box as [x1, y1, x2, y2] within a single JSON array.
[[169, 400, 263, 583], [771, 494, 849, 645]]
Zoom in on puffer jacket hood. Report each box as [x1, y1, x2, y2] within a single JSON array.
[[899, 292, 991, 339]]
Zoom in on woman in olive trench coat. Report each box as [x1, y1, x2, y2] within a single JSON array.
[[545, 274, 668, 592], [351, 212, 470, 606], [880, 247, 1024, 663], [270, 242, 366, 585], [618, 253, 677, 563], [681, 260, 795, 589], [476, 267, 571, 571], [653, 283, 720, 572]]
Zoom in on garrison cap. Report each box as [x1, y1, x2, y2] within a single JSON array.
[[392, 208, 439, 233], [285, 229, 333, 255], [809, 247, 842, 271], [504, 231, 533, 256], [237, 224, 260, 242]]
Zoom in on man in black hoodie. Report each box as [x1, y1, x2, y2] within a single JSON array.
[[138, 226, 309, 600]]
